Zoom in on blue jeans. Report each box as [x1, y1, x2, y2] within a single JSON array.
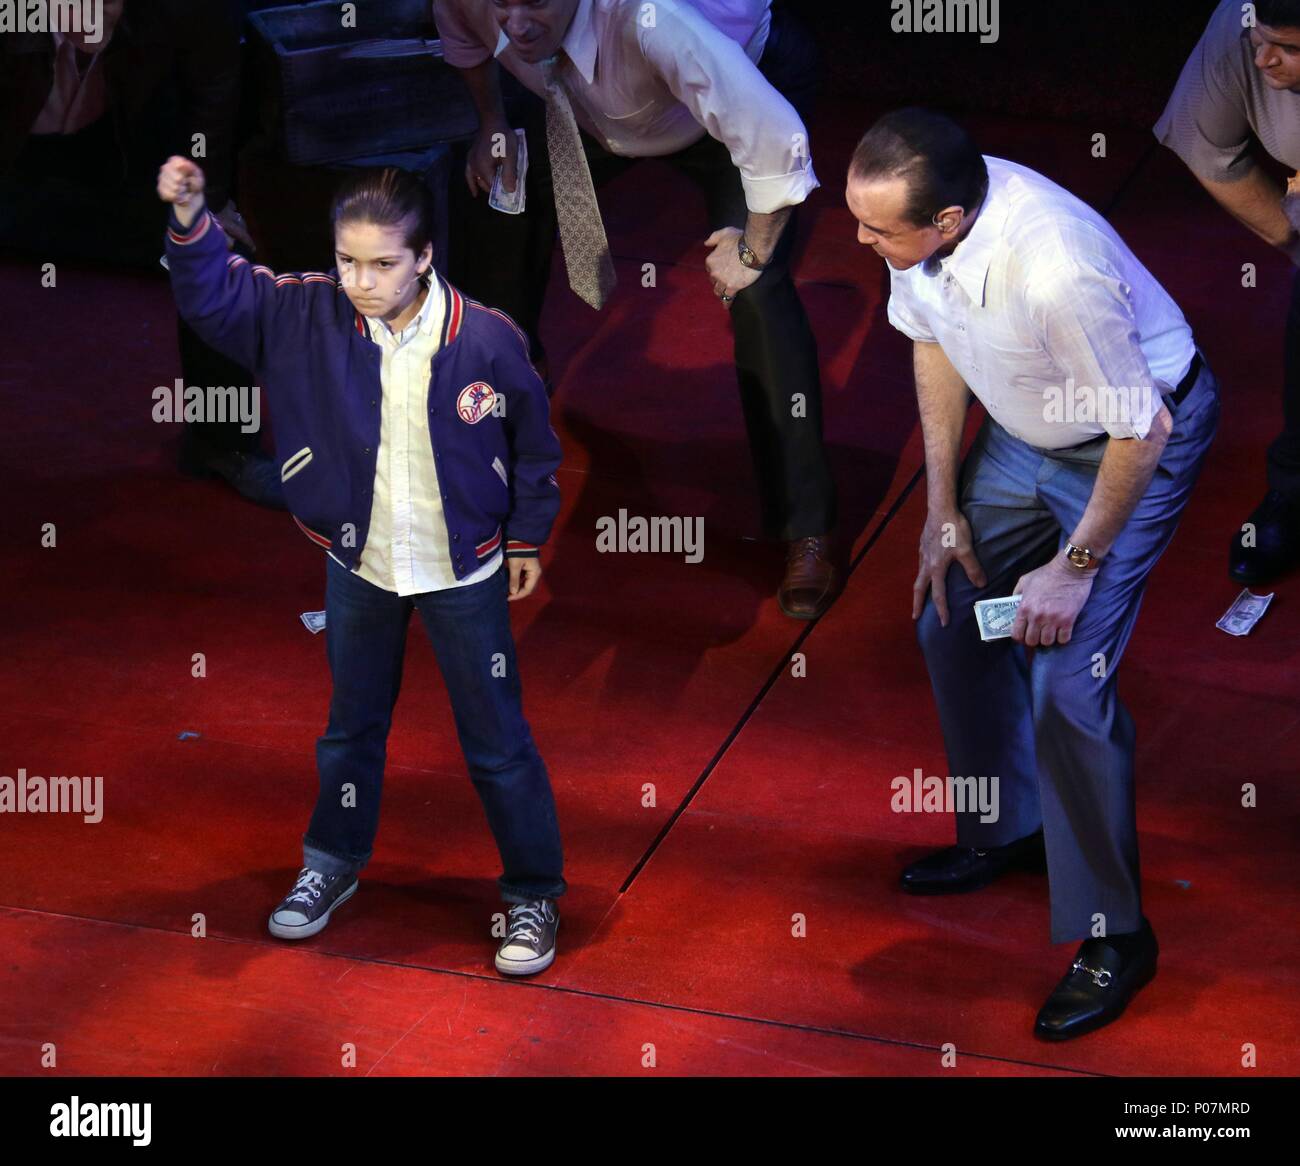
[[302, 557, 565, 903], [916, 360, 1220, 943]]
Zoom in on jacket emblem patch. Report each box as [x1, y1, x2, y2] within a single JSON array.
[[457, 381, 497, 425]]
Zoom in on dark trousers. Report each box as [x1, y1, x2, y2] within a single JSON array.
[[302, 556, 566, 904], [447, 2, 836, 540], [1270, 269, 1300, 501]]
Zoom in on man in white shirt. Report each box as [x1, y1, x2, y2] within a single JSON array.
[[847, 109, 1220, 1041], [1154, 0, 1300, 584], [434, 0, 839, 618]]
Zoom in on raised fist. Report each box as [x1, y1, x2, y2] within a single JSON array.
[[157, 155, 207, 225]]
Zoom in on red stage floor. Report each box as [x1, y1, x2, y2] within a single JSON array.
[[1, 103, 1296, 1075]]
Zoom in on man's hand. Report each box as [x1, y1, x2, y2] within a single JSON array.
[[214, 199, 255, 253], [704, 227, 762, 308], [1010, 554, 1097, 647], [507, 556, 542, 601], [466, 120, 519, 198], [913, 508, 986, 626], [157, 156, 206, 228]]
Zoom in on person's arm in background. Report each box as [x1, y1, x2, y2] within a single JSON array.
[[1155, 13, 1300, 263], [431, 0, 521, 198], [1192, 166, 1300, 263], [169, 0, 252, 249], [635, 1, 817, 296]]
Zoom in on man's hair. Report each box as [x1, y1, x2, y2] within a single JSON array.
[[1257, 0, 1300, 29], [330, 167, 435, 256], [849, 108, 989, 228]]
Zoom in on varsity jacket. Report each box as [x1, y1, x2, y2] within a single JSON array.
[[163, 207, 561, 576]]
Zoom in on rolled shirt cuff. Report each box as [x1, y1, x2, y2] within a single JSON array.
[[741, 164, 820, 216]]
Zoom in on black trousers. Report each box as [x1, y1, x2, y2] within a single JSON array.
[[447, 2, 836, 540], [1271, 269, 1300, 501]]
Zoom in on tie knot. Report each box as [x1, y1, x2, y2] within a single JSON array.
[[540, 53, 562, 87]]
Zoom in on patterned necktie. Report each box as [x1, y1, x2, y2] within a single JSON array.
[[541, 54, 617, 310]]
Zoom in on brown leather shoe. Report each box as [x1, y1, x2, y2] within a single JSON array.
[[778, 535, 837, 619]]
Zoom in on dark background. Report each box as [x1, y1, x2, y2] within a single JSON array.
[[239, 0, 1224, 126]]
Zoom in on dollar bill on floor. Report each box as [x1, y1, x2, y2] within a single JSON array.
[[300, 610, 326, 635], [489, 128, 528, 215], [974, 594, 1022, 641], [1216, 588, 1274, 637]]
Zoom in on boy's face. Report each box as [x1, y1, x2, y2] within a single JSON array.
[[334, 220, 432, 319]]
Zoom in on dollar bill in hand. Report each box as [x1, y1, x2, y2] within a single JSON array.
[[300, 610, 327, 635], [974, 595, 1022, 642], [489, 128, 528, 216], [1216, 588, 1274, 637]]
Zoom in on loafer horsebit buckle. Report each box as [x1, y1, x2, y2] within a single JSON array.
[[1071, 958, 1113, 988]]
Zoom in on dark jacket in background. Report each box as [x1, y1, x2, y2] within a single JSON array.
[[0, 0, 242, 210]]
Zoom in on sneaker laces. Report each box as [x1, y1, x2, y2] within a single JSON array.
[[505, 901, 550, 943], [284, 868, 328, 908]]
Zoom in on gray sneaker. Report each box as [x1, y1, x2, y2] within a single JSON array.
[[495, 899, 559, 975], [268, 866, 357, 940]]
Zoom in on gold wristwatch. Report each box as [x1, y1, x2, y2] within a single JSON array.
[[738, 236, 767, 270], [1064, 542, 1101, 571]]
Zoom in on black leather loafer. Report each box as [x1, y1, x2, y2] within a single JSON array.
[[1230, 489, 1300, 585], [1034, 920, 1158, 1041], [900, 830, 1046, 895]]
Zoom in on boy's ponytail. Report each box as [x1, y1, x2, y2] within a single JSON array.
[[330, 167, 436, 258]]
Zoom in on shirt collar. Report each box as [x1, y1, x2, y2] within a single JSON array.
[[927, 156, 1009, 308], [369, 273, 439, 344], [494, 0, 597, 84]]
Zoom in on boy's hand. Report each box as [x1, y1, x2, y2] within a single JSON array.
[[507, 556, 542, 601], [157, 156, 206, 228]]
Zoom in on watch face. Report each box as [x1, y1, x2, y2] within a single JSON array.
[[1068, 547, 1091, 568]]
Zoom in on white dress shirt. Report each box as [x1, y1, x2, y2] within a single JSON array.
[[434, 0, 817, 214], [885, 157, 1197, 448], [328, 276, 502, 594]]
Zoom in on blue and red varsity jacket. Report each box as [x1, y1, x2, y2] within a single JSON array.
[[163, 207, 561, 577]]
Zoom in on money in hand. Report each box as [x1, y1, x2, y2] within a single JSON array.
[[489, 128, 528, 215], [1216, 588, 1274, 637], [974, 594, 1022, 641]]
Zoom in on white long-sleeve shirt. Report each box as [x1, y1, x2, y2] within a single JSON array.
[[885, 157, 1197, 449], [433, 0, 817, 214], [327, 276, 502, 594]]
